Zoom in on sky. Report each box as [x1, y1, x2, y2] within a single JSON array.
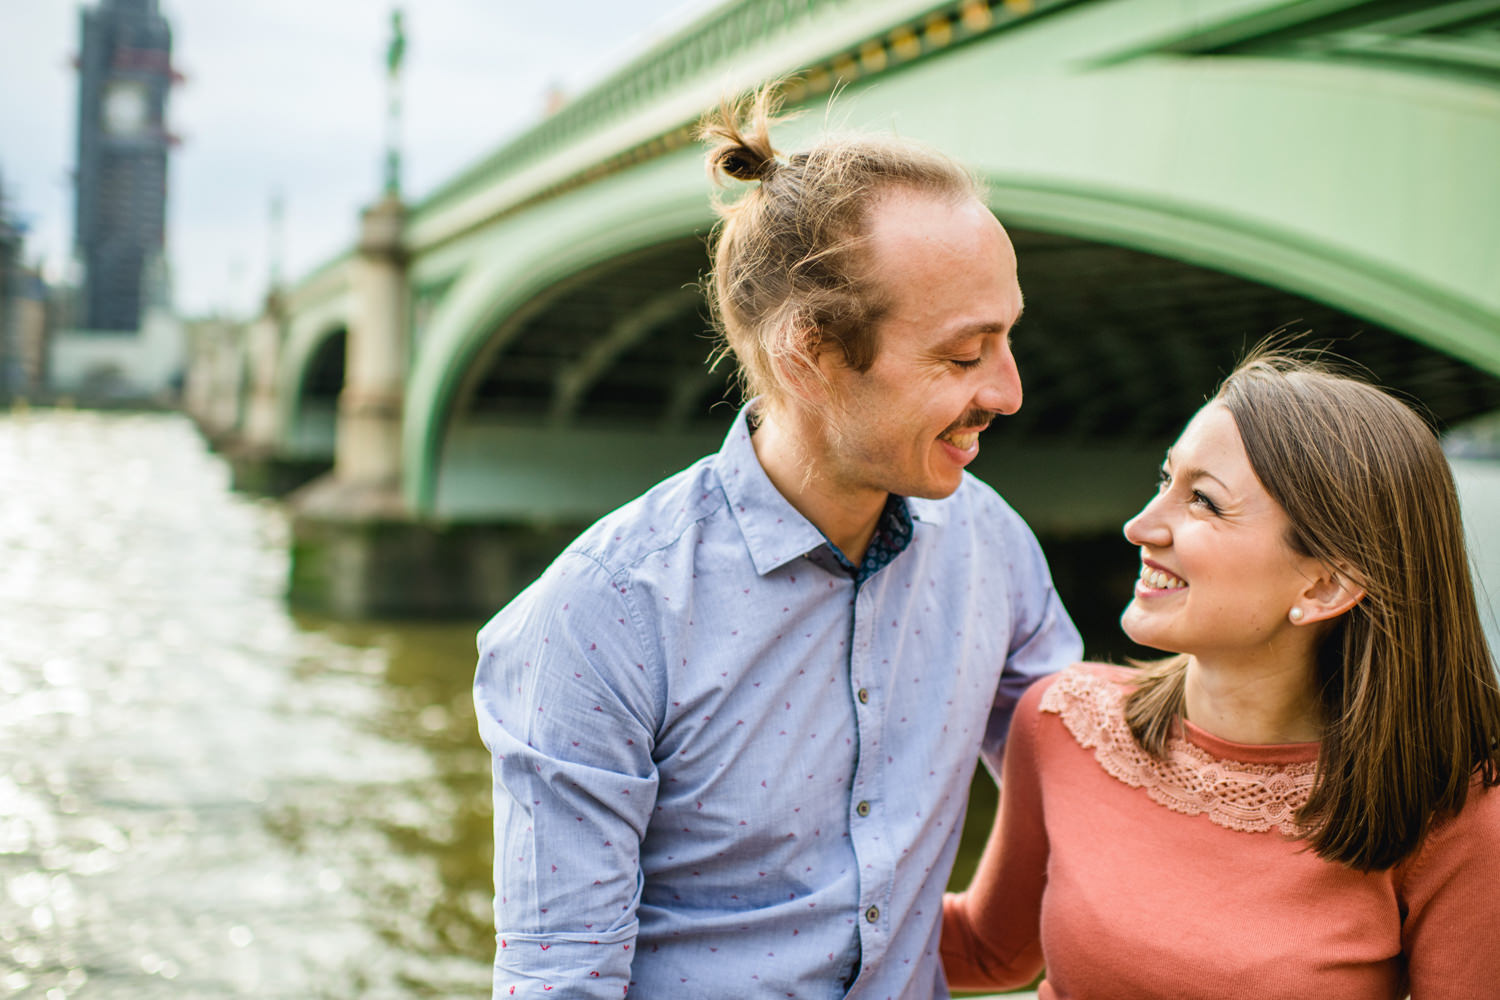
[[0, 0, 707, 318]]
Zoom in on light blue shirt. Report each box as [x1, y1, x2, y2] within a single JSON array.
[[475, 405, 1081, 998]]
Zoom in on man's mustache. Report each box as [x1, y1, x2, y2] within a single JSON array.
[[942, 409, 997, 436]]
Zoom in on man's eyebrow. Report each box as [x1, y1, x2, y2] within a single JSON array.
[[931, 313, 1022, 352]]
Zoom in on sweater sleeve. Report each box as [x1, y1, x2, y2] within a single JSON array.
[[941, 674, 1053, 991], [1400, 780, 1500, 998]]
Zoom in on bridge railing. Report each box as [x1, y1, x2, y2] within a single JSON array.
[[418, 0, 853, 217], [406, 0, 1072, 252]]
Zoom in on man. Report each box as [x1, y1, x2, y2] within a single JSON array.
[[474, 90, 1081, 998]]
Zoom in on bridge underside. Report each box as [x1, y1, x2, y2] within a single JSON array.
[[289, 328, 344, 460], [995, 228, 1500, 442], [460, 240, 728, 428], [434, 226, 1500, 536]]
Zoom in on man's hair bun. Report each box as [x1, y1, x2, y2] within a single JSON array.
[[710, 141, 778, 183], [699, 89, 787, 185]]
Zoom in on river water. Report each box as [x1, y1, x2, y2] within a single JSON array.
[[0, 411, 492, 998], [3, 409, 1495, 999]]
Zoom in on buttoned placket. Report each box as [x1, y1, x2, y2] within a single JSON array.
[[845, 571, 895, 984], [801, 495, 912, 991]]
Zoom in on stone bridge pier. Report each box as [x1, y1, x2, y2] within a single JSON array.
[[222, 292, 330, 495], [285, 195, 577, 619]]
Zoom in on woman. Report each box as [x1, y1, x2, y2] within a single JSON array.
[[942, 348, 1500, 998]]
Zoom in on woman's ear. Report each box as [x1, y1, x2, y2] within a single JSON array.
[[1293, 564, 1366, 625]]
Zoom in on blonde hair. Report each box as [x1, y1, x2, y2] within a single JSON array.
[[1126, 345, 1500, 870], [697, 84, 983, 414]]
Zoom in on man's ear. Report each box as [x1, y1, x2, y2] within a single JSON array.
[[1293, 563, 1366, 625], [769, 321, 833, 408]]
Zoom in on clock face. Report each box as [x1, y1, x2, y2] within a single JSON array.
[[104, 81, 149, 136]]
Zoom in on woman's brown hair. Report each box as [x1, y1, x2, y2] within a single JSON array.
[[697, 83, 983, 413], [1125, 346, 1500, 870]]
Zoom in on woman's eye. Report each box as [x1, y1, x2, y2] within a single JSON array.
[[1156, 468, 1171, 492], [1190, 490, 1221, 514]]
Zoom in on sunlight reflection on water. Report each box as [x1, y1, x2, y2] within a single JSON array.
[[0, 410, 491, 997]]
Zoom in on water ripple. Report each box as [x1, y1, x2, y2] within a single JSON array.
[[0, 411, 491, 997]]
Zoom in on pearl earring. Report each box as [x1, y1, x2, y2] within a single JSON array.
[[1289, 607, 1305, 623]]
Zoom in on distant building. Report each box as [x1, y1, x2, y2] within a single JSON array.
[[0, 172, 21, 395], [10, 269, 55, 398], [73, 0, 175, 333]]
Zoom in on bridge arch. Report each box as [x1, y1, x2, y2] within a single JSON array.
[[402, 153, 717, 513], [279, 294, 353, 459]]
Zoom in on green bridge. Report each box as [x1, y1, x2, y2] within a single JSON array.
[[184, 0, 1500, 619]]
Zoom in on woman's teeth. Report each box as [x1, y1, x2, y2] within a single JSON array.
[[1140, 566, 1187, 590]]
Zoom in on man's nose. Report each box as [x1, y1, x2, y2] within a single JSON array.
[[975, 352, 1022, 416]]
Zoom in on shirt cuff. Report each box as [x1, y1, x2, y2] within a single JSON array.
[[492, 924, 636, 998]]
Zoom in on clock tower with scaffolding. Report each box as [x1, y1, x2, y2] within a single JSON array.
[[73, 0, 178, 333]]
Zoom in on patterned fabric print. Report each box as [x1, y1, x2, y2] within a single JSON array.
[[1040, 668, 1317, 835], [475, 403, 1082, 1000], [824, 492, 915, 586]]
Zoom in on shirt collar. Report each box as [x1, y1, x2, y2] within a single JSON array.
[[715, 403, 828, 576], [905, 495, 947, 526], [716, 402, 952, 576], [822, 492, 915, 585]]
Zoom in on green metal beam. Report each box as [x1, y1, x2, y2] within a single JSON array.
[[401, 41, 1500, 519], [1083, 0, 1376, 65], [434, 419, 726, 523], [433, 416, 1163, 535]]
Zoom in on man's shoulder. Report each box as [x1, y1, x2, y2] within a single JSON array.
[[479, 454, 729, 636], [563, 453, 730, 577]]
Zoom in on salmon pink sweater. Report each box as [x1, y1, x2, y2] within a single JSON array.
[[942, 664, 1500, 999]]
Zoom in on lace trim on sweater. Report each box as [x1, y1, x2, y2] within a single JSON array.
[[1040, 670, 1316, 835]]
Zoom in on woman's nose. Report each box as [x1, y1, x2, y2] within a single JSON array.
[[1123, 493, 1169, 548]]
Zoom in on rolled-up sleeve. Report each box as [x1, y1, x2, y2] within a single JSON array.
[[475, 552, 662, 998]]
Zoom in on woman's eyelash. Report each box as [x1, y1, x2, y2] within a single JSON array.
[[1159, 470, 1220, 514]]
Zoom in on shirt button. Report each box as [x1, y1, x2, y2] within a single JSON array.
[[857, 688, 869, 704], [856, 800, 871, 817], [865, 905, 880, 923]]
